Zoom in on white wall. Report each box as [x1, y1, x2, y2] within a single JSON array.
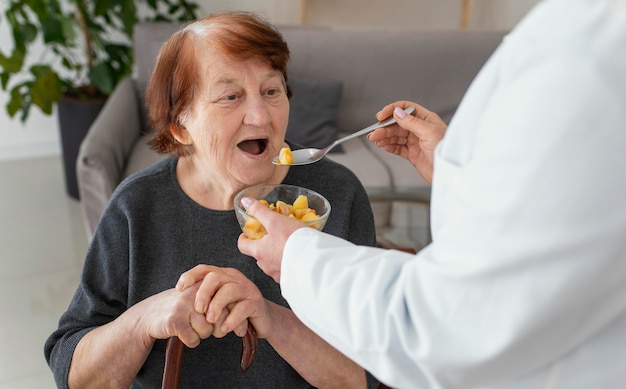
[[195, 0, 302, 24], [0, 0, 539, 161], [472, 0, 541, 30], [300, 0, 540, 29]]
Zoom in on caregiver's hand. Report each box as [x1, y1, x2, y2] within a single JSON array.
[[368, 100, 447, 183], [237, 197, 306, 283]]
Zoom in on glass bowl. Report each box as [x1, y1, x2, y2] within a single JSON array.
[[234, 184, 331, 239]]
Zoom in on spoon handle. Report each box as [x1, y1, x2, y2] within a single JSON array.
[[324, 106, 415, 153]]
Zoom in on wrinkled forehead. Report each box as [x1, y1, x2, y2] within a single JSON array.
[[196, 54, 284, 96]]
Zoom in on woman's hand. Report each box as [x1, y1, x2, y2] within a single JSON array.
[[177, 263, 369, 389], [68, 282, 216, 388], [136, 283, 216, 348], [176, 265, 274, 338], [369, 100, 447, 183]]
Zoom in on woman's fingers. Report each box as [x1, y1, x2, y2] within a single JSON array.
[[218, 298, 258, 335], [151, 285, 211, 348], [194, 270, 225, 314], [177, 265, 244, 317], [208, 306, 231, 338], [190, 311, 215, 340], [207, 282, 258, 333], [178, 266, 264, 338], [176, 264, 219, 291], [174, 313, 212, 348], [173, 264, 273, 342]]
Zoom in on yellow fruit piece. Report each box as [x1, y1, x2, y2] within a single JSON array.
[[275, 201, 292, 216], [255, 194, 320, 224], [292, 194, 308, 210], [244, 217, 262, 231], [242, 192, 322, 238], [278, 147, 294, 165], [243, 217, 267, 239], [300, 211, 319, 223]]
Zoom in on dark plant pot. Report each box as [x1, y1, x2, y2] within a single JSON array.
[[57, 96, 106, 200]]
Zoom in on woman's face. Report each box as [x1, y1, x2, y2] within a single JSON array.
[[178, 45, 289, 189]]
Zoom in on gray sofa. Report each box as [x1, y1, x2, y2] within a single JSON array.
[[77, 22, 506, 239]]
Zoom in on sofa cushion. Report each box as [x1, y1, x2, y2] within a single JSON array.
[[286, 76, 343, 152], [123, 135, 168, 179]]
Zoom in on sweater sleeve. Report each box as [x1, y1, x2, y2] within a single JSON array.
[[44, 195, 131, 388]]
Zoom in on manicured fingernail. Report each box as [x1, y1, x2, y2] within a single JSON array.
[[241, 197, 253, 210], [206, 310, 215, 322], [394, 106, 407, 119]]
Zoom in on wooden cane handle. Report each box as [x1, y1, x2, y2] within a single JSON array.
[[162, 337, 185, 389], [161, 324, 258, 389], [240, 324, 258, 372], [161, 327, 392, 388]]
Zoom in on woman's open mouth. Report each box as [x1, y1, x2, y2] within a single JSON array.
[[237, 139, 269, 156]]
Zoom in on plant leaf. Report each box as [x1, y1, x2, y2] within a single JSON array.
[[16, 23, 39, 46], [0, 48, 26, 74], [88, 63, 114, 95], [0, 72, 9, 90], [60, 17, 77, 43], [1, 0, 201, 123], [7, 86, 25, 118], [40, 16, 65, 44], [94, 0, 110, 17], [120, 1, 137, 36], [30, 67, 63, 114]]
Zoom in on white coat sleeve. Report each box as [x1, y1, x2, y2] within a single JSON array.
[[279, 2, 626, 388]]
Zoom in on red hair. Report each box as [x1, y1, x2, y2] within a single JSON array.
[[146, 12, 292, 156]]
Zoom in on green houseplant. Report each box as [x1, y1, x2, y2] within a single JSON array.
[[1, 0, 200, 121], [0, 0, 199, 198]]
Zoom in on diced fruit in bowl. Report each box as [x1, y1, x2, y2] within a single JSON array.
[[234, 184, 331, 239]]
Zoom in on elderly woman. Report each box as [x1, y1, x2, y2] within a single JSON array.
[[45, 12, 377, 389]]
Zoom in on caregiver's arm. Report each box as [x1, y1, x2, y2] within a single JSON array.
[[240, 16, 626, 388]]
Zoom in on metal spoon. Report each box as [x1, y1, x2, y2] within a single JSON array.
[[273, 106, 416, 166]]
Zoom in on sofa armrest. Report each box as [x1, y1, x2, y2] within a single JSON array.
[[77, 76, 144, 237]]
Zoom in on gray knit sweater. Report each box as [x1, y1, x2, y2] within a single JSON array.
[[45, 155, 377, 388]]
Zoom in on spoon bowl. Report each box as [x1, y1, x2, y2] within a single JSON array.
[[273, 106, 415, 166]]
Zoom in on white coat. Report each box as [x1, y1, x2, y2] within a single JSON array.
[[279, 0, 626, 387]]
